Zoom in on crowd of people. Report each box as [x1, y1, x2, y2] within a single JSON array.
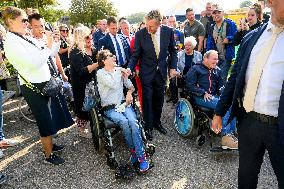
[[0, 0, 283, 188]]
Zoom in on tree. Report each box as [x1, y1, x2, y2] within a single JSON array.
[[0, 0, 17, 7], [40, 7, 68, 24], [17, 0, 57, 9], [69, 0, 117, 26], [240, 0, 253, 8], [126, 12, 146, 24]]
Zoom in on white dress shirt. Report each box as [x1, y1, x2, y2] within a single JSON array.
[[4, 32, 60, 84], [245, 21, 284, 117], [109, 33, 126, 64]]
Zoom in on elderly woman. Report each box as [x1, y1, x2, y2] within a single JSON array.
[[177, 36, 202, 75], [2, 6, 73, 165], [69, 26, 98, 138], [96, 50, 149, 172]]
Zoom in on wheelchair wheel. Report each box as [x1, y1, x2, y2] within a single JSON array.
[[90, 108, 103, 153], [174, 98, 196, 138]]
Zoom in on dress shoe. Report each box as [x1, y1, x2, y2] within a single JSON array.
[[154, 124, 167, 134], [145, 130, 153, 141]]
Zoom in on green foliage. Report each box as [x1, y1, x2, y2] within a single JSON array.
[[0, 0, 16, 7], [240, 0, 253, 8], [39, 7, 68, 23], [126, 12, 146, 24], [69, 0, 117, 26], [17, 0, 57, 9]]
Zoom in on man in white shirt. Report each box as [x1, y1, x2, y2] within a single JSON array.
[[212, 0, 284, 188]]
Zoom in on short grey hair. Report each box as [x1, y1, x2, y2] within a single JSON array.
[[204, 50, 218, 59], [184, 36, 197, 48], [146, 9, 162, 22]]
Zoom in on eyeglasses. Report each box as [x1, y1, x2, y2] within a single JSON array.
[[60, 30, 68, 33], [22, 18, 29, 23], [212, 10, 221, 14]]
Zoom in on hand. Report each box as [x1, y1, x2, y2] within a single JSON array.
[[135, 70, 140, 77], [62, 74, 68, 81], [52, 30, 60, 42], [169, 69, 179, 79], [125, 92, 133, 106], [121, 68, 131, 79], [223, 38, 229, 44], [211, 115, 222, 134], [204, 92, 212, 102], [243, 22, 249, 31], [45, 31, 53, 49], [0, 140, 12, 149]]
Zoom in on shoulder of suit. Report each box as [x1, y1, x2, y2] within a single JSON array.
[[242, 23, 267, 44]]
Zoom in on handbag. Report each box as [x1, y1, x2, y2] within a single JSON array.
[[82, 80, 98, 111]]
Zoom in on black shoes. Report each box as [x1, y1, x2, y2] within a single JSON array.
[[52, 144, 65, 152], [154, 124, 167, 135], [145, 129, 153, 141], [45, 153, 65, 165]]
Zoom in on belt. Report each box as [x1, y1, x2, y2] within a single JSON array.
[[102, 100, 126, 112], [249, 111, 278, 125]]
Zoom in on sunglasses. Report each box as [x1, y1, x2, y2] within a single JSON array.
[[22, 18, 29, 23], [212, 10, 222, 14], [60, 30, 68, 33]]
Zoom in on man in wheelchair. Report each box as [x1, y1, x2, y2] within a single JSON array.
[[185, 50, 238, 150], [96, 50, 150, 173]]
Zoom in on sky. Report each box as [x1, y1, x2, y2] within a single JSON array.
[[57, 0, 245, 16]]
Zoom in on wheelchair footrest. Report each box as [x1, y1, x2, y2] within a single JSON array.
[[115, 163, 136, 179]]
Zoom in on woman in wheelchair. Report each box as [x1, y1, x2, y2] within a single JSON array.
[[185, 50, 238, 150], [96, 50, 150, 172]]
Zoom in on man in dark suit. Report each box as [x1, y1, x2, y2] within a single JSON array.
[[98, 17, 131, 67], [93, 19, 107, 49], [212, 0, 284, 188], [128, 10, 179, 140]]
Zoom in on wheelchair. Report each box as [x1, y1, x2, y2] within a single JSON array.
[[88, 80, 155, 177]]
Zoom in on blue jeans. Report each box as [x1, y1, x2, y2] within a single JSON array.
[[193, 95, 236, 136], [0, 86, 4, 140], [218, 59, 232, 84], [104, 106, 144, 157]]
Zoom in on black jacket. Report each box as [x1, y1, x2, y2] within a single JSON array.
[[233, 21, 262, 46], [128, 26, 177, 83], [185, 64, 223, 96]]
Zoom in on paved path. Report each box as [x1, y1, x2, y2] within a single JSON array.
[[0, 98, 278, 189]]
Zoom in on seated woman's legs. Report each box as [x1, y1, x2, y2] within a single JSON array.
[[105, 107, 149, 172]]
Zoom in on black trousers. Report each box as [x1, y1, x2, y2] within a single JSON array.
[[237, 108, 284, 189], [169, 77, 178, 101], [141, 70, 165, 130]]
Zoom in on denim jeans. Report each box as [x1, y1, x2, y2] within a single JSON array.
[[193, 95, 236, 136], [218, 59, 232, 84], [0, 86, 4, 140], [104, 106, 144, 157]]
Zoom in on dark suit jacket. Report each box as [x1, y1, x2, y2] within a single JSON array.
[[93, 29, 105, 49], [215, 23, 284, 142], [128, 26, 178, 83], [98, 33, 131, 66]]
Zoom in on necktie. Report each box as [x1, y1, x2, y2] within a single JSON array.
[[243, 26, 284, 112], [151, 33, 159, 59], [113, 35, 124, 65]]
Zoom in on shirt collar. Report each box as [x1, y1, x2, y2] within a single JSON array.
[[266, 20, 284, 32]]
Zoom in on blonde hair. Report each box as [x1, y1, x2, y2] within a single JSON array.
[[71, 26, 90, 54], [1, 6, 26, 27]]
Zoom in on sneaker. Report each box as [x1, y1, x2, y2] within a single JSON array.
[[139, 155, 150, 172], [221, 134, 238, 150], [2, 139, 19, 147], [45, 154, 65, 165], [0, 150, 4, 159], [0, 174, 8, 185], [52, 144, 65, 152]]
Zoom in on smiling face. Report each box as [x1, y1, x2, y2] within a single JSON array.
[[204, 51, 219, 69], [103, 52, 117, 68], [30, 18, 45, 38], [212, 10, 224, 23], [85, 34, 93, 49], [8, 14, 29, 35]]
